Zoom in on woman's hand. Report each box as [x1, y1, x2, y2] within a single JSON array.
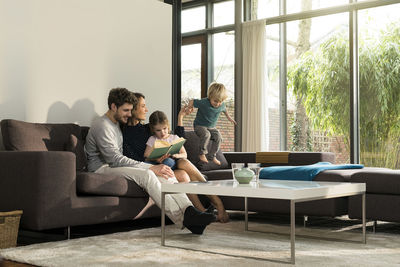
[[172, 153, 186, 159], [155, 153, 170, 163]]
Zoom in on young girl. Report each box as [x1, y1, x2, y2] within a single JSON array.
[[144, 110, 229, 223]]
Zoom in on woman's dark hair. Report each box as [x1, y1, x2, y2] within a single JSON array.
[[132, 92, 145, 111], [107, 88, 137, 109], [149, 110, 170, 134], [127, 92, 146, 125]]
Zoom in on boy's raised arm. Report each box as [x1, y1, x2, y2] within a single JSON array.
[[223, 109, 237, 125]]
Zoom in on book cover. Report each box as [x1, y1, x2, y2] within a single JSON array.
[[147, 137, 186, 159]]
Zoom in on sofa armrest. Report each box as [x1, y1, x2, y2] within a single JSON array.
[[0, 151, 76, 229], [223, 152, 256, 167]]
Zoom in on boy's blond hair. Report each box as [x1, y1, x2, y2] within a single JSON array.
[[207, 82, 228, 102]]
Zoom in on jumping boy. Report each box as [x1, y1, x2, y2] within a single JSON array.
[[188, 82, 237, 165]]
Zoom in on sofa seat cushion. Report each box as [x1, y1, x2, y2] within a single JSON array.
[[76, 172, 148, 198], [350, 168, 400, 195], [184, 131, 228, 171], [314, 169, 366, 182]]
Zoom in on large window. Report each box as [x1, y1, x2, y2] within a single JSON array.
[[214, 1, 235, 27], [182, 44, 202, 100], [358, 4, 400, 168], [254, 0, 400, 167], [213, 31, 235, 151], [265, 24, 281, 151], [286, 13, 350, 163], [179, 0, 400, 166], [182, 6, 205, 33], [181, 0, 236, 152]]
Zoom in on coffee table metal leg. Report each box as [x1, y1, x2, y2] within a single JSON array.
[[245, 197, 248, 231], [161, 192, 166, 246], [290, 200, 295, 264], [362, 193, 366, 244]]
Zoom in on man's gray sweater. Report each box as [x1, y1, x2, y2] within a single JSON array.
[[85, 114, 150, 172]]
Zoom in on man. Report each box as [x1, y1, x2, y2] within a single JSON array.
[[85, 88, 216, 234]]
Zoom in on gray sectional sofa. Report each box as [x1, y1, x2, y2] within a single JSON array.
[[1, 119, 399, 233]]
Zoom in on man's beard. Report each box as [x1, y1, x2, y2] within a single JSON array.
[[114, 114, 128, 124]]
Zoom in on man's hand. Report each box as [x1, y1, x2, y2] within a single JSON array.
[[149, 164, 175, 179]]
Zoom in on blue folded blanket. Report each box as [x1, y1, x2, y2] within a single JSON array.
[[259, 162, 364, 181]]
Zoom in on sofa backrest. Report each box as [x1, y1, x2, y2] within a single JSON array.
[[1, 119, 87, 171], [184, 131, 228, 171]]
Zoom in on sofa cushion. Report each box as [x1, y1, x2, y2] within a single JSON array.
[[314, 169, 366, 182], [65, 134, 87, 171], [184, 131, 228, 171], [76, 172, 148, 198], [1, 119, 82, 152], [202, 169, 233, 180], [350, 168, 400, 195]]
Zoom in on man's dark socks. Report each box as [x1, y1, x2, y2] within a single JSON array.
[[183, 206, 216, 234], [206, 204, 215, 214], [185, 224, 207, 235]]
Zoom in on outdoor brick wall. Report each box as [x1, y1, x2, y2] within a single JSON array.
[[268, 108, 281, 151]]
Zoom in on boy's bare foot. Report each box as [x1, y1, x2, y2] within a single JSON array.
[[212, 157, 221, 165], [199, 154, 208, 163]]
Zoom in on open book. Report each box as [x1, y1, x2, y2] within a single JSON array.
[[147, 137, 186, 160]]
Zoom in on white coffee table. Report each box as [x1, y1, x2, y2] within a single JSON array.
[[161, 179, 366, 264]]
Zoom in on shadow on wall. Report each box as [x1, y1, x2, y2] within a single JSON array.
[[46, 98, 99, 127]]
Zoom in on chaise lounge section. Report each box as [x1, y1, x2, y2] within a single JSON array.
[[348, 169, 400, 223]]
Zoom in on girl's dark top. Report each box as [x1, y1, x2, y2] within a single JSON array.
[[122, 123, 185, 162]]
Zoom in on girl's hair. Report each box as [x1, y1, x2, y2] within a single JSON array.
[[207, 82, 228, 102], [149, 110, 170, 134]]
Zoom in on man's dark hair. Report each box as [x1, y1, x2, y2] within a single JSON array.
[[107, 88, 137, 109]]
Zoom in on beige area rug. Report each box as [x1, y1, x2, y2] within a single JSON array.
[[1, 219, 400, 267]]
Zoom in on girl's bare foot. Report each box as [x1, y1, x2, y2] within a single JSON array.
[[216, 209, 230, 223], [199, 154, 208, 163], [213, 202, 229, 223], [212, 157, 221, 165]]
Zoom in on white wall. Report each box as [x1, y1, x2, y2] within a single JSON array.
[[0, 0, 172, 129]]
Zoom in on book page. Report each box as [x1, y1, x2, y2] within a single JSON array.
[[154, 139, 171, 148], [167, 138, 186, 155]]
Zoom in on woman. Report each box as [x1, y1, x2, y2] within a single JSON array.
[[122, 92, 229, 223]]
